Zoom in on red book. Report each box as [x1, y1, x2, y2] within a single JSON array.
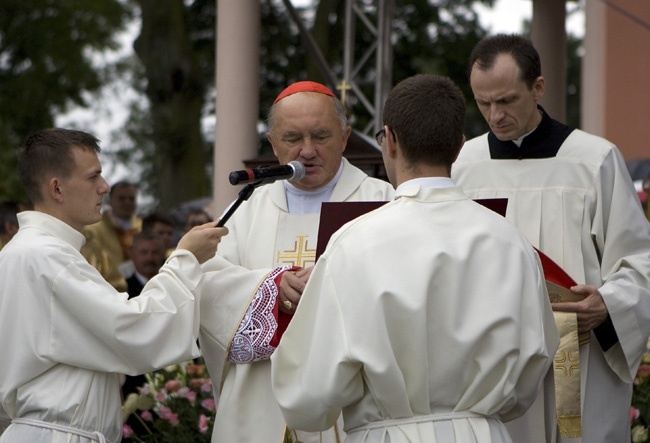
[[315, 198, 509, 261], [534, 247, 582, 303], [316, 201, 387, 261]]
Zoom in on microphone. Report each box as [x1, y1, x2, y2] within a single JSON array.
[[228, 161, 305, 185]]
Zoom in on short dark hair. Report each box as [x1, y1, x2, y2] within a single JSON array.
[[17, 128, 101, 203], [132, 230, 164, 250], [382, 74, 466, 169], [468, 34, 541, 90], [142, 211, 174, 231], [186, 208, 212, 222], [0, 201, 20, 235], [110, 181, 137, 197]]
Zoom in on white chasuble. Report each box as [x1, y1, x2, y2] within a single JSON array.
[[199, 158, 395, 443]]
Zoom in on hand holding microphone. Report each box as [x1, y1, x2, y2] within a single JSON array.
[[229, 161, 305, 185]]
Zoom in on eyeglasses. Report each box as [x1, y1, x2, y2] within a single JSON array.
[[375, 128, 386, 146], [375, 127, 395, 146]]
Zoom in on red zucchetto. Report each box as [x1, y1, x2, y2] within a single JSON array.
[[273, 81, 336, 104]]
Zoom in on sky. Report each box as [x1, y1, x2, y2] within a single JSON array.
[[56, 0, 585, 188], [476, 0, 584, 36]]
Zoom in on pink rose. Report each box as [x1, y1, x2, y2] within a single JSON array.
[[198, 414, 210, 433], [184, 390, 197, 403], [631, 406, 641, 423], [122, 424, 133, 438], [165, 380, 182, 392], [160, 407, 180, 426], [155, 391, 167, 402], [159, 407, 173, 419], [201, 381, 212, 392], [140, 410, 153, 421], [178, 387, 190, 397], [186, 364, 205, 376], [201, 398, 216, 412], [189, 378, 205, 389]]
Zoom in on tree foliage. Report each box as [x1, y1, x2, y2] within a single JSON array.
[[275, 0, 494, 138], [0, 0, 130, 201], [127, 0, 581, 210], [0, 0, 584, 209], [391, 0, 493, 137], [129, 0, 214, 211]]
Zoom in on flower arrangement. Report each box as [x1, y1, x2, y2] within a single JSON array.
[[631, 338, 650, 442], [122, 360, 216, 443]]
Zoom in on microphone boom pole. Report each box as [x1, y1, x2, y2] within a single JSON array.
[[215, 182, 258, 227]]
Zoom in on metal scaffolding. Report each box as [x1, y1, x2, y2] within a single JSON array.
[[282, 0, 394, 136]]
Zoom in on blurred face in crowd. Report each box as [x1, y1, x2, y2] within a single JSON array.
[[132, 237, 165, 280], [150, 221, 174, 249], [110, 184, 137, 220], [470, 53, 544, 141], [185, 212, 210, 232], [57, 147, 110, 232], [267, 92, 351, 191]]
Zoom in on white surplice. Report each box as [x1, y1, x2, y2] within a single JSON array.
[[452, 128, 650, 443], [199, 158, 395, 443], [0, 211, 205, 443], [270, 184, 559, 443]]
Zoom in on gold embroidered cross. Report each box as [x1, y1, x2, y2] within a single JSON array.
[[554, 350, 580, 376], [337, 79, 352, 105], [277, 235, 316, 267]]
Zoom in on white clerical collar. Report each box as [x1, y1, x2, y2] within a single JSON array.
[[283, 161, 344, 214], [513, 131, 533, 147], [513, 110, 543, 147], [17, 211, 86, 251], [395, 176, 455, 194]]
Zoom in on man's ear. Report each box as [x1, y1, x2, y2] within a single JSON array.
[[533, 76, 545, 101], [47, 177, 64, 203], [341, 126, 352, 154], [267, 132, 278, 157], [385, 127, 398, 159]]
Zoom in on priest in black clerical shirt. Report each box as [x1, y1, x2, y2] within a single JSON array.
[[453, 33, 650, 443]]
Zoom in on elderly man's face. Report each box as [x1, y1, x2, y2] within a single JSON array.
[[267, 92, 351, 191]]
